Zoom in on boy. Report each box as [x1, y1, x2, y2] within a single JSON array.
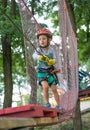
[[33, 28, 63, 109]]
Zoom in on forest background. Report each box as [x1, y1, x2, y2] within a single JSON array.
[[0, 0, 90, 108]]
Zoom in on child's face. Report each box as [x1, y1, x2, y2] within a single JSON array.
[[38, 35, 51, 48]]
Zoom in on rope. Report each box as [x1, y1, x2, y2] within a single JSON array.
[[1, 0, 78, 116], [0, 1, 78, 70], [0, 6, 42, 55]]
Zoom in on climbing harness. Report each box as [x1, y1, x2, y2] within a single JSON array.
[[37, 66, 60, 86]]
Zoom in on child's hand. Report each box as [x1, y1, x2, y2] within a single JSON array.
[[48, 59, 55, 66]]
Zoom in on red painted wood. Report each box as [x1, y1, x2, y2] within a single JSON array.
[[0, 104, 62, 118], [79, 88, 90, 98]]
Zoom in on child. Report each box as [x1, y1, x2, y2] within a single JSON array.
[[33, 28, 63, 109]]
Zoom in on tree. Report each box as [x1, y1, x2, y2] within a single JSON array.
[[0, 0, 25, 108], [35, 0, 90, 71], [0, 0, 41, 108], [1, 0, 13, 108], [0, 0, 89, 108]]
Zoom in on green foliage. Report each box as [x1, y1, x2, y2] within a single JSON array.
[[32, 0, 59, 35], [41, 0, 59, 33], [34, 0, 90, 70], [37, 87, 45, 105], [71, 0, 90, 67], [34, 120, 73, 130], [39, 23, 48, 28], [16, 94, 30, 106], [16, 101, 23, 106], [0, 1, 26, 96], [24, 94, 30, 104], [0, 0, 90, 106], [86, 60, 90, 72]]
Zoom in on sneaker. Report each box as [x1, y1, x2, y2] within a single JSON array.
[[56, 105, 63, 110], [45, 102, 51, 108]]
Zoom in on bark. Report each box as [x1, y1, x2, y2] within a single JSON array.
[[73, 99, 82, 130], [65, 1, 82, 129], [2, 0, 16, 108], [2, 34, 13, 108], [24, 40, 37, 104], [18, 1, 38, 104], [66, 0, 76, 35], [11, 0, 16, 16]]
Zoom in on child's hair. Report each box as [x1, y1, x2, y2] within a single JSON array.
[[37, 28, 52, 39]]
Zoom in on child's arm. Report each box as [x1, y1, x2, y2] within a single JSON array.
[[50, 68, 60, 74]]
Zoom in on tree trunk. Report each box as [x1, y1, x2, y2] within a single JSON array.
[[1, 0, 13, 108], [65, 1, 82, 129], [2, 0, 16, 108], [2, 34, 13, 108], [18, 1, 38, 104], [11, 0, 16, 16], [73, 99, 82, 130]]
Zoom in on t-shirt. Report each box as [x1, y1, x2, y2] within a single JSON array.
[[32, 46, 57, 70]]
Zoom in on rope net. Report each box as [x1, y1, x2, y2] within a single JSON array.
[[17, 0, 41, 104], [17, 0, 78, 121], [58, 0, 78, 119]]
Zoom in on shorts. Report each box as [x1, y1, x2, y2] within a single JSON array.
[[37, 72, 57, 86]]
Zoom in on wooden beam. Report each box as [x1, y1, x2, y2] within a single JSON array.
[[0, 104, 61, 118], [79, 89, 90, 98], [0, 117, 58, 129]]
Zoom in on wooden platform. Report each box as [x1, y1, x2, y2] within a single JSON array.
[[0, 88, 79, 129], [79, 88, 90, 98], [0, 117, 58, 129], [0, 104, 68, 129], [0, 104, 63, 118]]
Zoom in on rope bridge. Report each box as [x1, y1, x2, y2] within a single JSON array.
[[0, 0, 79, 129], [17, 0, 79, 110]]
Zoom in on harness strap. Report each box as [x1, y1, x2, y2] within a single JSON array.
[[37, 66, 59, 85], [38, 67, 52, 73]]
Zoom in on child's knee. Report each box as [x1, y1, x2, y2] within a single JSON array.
[[51, 86, 57, 92]]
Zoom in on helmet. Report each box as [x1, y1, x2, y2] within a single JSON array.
[[37, 28, 52, 39]]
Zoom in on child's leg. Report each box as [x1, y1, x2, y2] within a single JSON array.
[[41, 81, 49, 103], [51, 85, 60, 105]]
